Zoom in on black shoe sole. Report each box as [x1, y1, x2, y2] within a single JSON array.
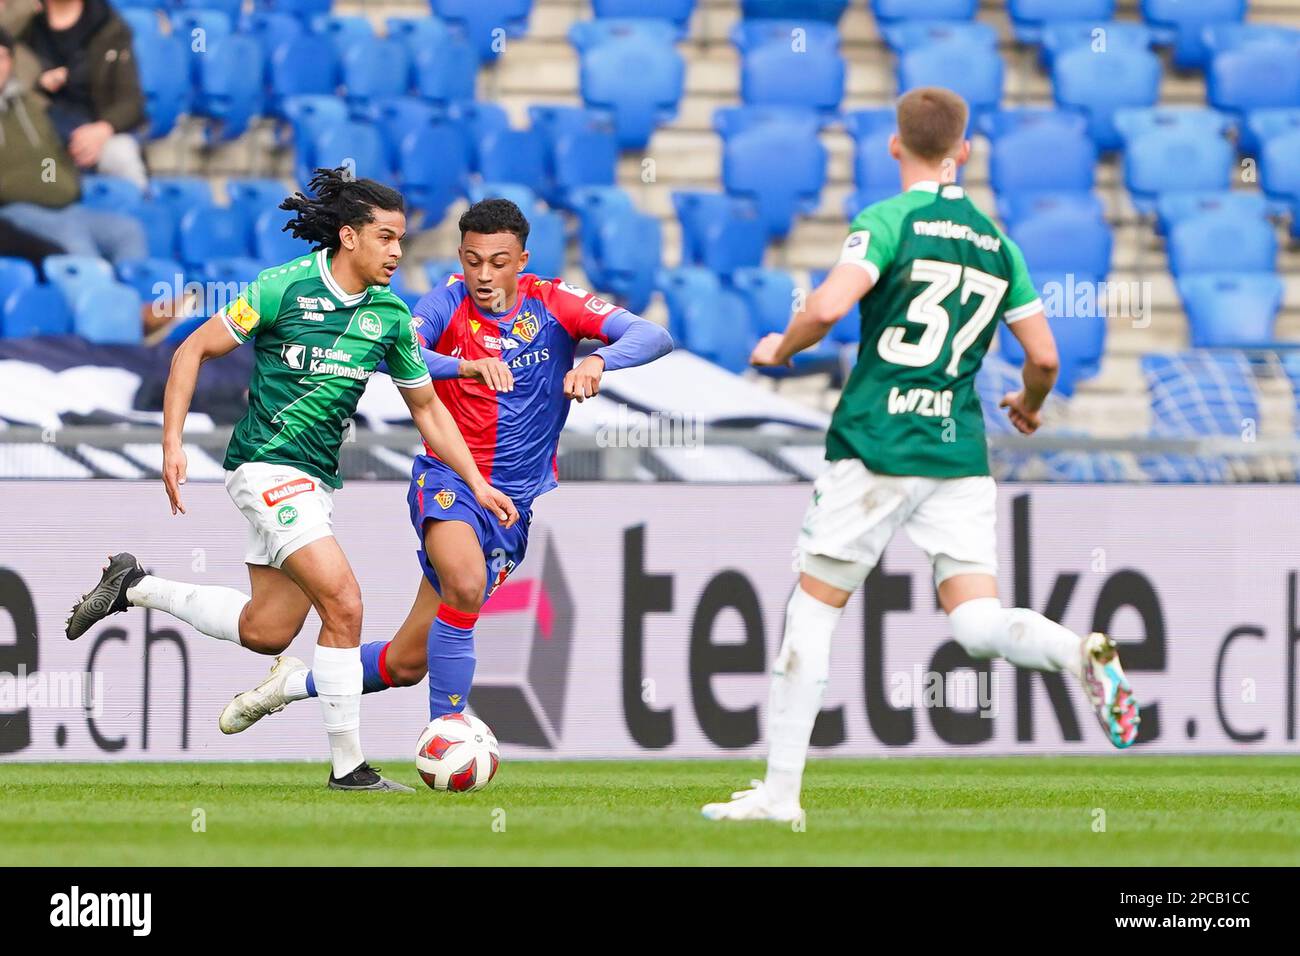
[[66, 553, 143, 641]]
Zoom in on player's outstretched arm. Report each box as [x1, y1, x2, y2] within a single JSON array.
[[751, 263, 874, 367], [161, 316, 243, 515], [398, 382, 519, 528], [999, 309, 1060, 435], [563, 312, 673, 402]]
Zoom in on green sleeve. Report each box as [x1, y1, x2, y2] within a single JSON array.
[[1000, 236, 1044, 324], [838, 203, 902, 282], [384, 303, 433, 388], [216, 270, 287, 344]]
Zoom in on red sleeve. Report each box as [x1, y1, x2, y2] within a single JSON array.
[[539, 278, 623, 343]]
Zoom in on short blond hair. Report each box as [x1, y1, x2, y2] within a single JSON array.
[[896, 87, 969, 163]]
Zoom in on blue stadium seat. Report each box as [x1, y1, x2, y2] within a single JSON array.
[[681, 286, 754, 373], [1202, 22, 1300, 56], [672, 192, 767, 276], [880, 20, 998, 54], [1167, 212, 1276, 276], [731, 20, 840, 54], [715, 105, 822, 140], [311, 14, 375, 57], [583, 206, 661, 313], [240, 11, 303, 49], [477, 129, 549, 198], [741, 0, 847, 20], [178, 208, 251, 270], [999, 191, 1105, 229], [44, 254, 115, 305], [386, 16, 451, 55], [1113, 106, 1233, 146], [281, 95, 348, 172], [399, 118, 471, 220], [114, 0, 167, 8], [593, 0, 694, 27], [729, 267, 794, 338], [196, 35, 266, 140], [572, 28, 684, 147], [467, 182, 540, 211], [254, 210, 311, 264], [1178, 273, 1283, 348], [1261, 129, 1300, 205], [524, 209, 566, 277], [1155, 190, 1269, 235], [150, 177, 215, 216], [898, 40, 1003, 127], [1008, 0, 1115, 43], [134, 35, 190, 138], [79, 175, 145, 214], [997, 271, 1105, 396], [137, 202, 179, 260], [362, 96, 443, 170], [1011, 210, 1112, 278], [1123, 128, 1234, 213], [268, 36, 340, 111], [74, 283, 143, 345], [656, 266, 720, 342], [170, 9, 233, 84], [572, 184, 633, 261], [739, 31, 844, 114], [1039, 20, 1154, 67], [1052, 46, 1162, 150], [989, 122, 1096, 205], [844, 108, 900, 212], [1142, 350, 1258, 439], [1141, 0, 1245, 69], [226, 178, 290, 242], [570, 18, 681, 49], [177, 0, 241, 16], [549, 126, 619, 206], [0, 258, 37, 303], [201, 258, 264, 294], [431, 0, 533, 62], [719, 112, 827, 239], [423, 258, 463, 288], [116, 258, 184, 304], [341, 37, 412, 105], [977, 107, 1088, 140], [413, 39, 480, 104], [119, 8, 162, 39], [447, 101, 511, 171], [2, 284, 73, 338], [253, 0, 332, 15], [312, 121, 391, 184], [1207, 45, 1300, 138], [1247, 108, 1300, 147], [870, 0, 976, 22]]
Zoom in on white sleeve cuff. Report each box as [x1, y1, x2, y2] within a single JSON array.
[[837, 258, 880, 284], [1004, 298, 1044, 324], [392, 374, 433, 389]]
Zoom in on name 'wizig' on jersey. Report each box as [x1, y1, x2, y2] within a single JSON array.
[[411, 273, 626, 509], [830, 182, 1043, 479]]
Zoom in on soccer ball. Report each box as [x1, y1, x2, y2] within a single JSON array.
[[415, 712, 500, 792]]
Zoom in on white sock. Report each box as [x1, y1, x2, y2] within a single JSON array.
[[126, 575, 246, 645], [313, 644, 364, 777], [282, 668, 310, 702], [764, 585, 843, 806], [948, 597, 1081, 677]]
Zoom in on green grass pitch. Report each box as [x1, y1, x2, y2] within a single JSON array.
[[2, 756, 1298, 866]]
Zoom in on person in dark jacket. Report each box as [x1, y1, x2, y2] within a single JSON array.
[[0, 27, 146, 262], [19, 0, 147, 187]]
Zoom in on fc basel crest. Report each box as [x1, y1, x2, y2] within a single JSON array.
[[512, 310, 540, 343], [434, 489, 456, 510]]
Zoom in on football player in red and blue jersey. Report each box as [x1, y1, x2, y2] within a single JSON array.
[[219, 199, 673, 732]]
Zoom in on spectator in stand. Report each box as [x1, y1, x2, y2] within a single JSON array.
[[0, 27, 146, 263], [18, 0, 147, 188]]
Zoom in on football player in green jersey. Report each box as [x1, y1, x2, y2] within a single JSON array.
[[66, 168, 518, 792], [704, 88, 1140, 823]]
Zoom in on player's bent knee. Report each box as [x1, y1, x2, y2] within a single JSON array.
[[437, 576, 485, 614], [317, 586, 363, 634], [385, 654, 427, 687]]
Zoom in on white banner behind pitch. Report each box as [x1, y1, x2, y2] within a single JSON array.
[[0, 480, 1297, 762]]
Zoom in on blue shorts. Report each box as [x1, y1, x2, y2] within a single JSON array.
[[407, 455, 532, 604]]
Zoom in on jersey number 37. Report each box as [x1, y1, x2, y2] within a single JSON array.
[[877, 259, 1008, 377]]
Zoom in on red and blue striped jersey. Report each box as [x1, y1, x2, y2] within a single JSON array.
[[412, 273, 627, 508]]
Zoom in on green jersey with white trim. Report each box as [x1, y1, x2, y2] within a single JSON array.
[[828, 182, 1042, 478], [218, 250, 431, 488]]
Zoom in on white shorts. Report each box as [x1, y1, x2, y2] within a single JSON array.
[[224, 462, 335, 569], [796, 458, 998, 591]]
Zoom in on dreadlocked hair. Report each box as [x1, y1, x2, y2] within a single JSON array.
[[279, 167, 405, 251]]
